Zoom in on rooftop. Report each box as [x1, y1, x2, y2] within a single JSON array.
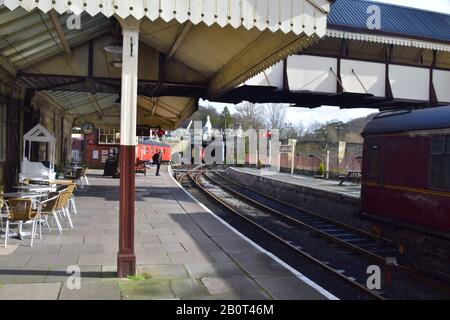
[[362, 106, 450, 135], [328, 0, 450, 44]]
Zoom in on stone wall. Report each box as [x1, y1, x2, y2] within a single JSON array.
[[280, 141, 363, 177], [33, 95, 74, 167], [0, 65, 73, 188]]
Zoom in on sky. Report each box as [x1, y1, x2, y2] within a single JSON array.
[[202, 0, 449, 130]]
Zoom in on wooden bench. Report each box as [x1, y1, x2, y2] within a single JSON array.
[[338, 171, 361, 186], [135, 161, 147, 176]]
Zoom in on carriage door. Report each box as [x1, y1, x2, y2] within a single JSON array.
[[362, 142, 383, 215]]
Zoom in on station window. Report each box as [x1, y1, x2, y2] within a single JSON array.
[[0, 104, 6, 162], [98, 128, 120, 145], [429, 136, 450, 190], [368, 145, 380, 178]]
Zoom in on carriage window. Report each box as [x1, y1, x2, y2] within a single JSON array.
[[0, 104, 6, 162], [368, 145, 380, 178], [431, 137, 445, 154], [430, 157, 446, 188], [447, 158, 450, 188], [430, 136, 450, 189], [446, 137, 450, 155]]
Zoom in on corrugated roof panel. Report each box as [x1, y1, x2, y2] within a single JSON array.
[[328, 0, 450, 43], [45, 91, 118, 116], [0, 8, 112, 69]]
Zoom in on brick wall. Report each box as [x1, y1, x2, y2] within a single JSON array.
[[83, 132, 119, 168], [280, 141, 363, 177]]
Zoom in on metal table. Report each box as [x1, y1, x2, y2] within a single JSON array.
[[1, 192, 48, 241]]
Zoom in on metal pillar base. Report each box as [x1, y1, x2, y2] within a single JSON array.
[[117, 253, 136, 278]]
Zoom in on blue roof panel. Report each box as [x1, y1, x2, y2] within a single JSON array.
[[328, 0, 450, 43]]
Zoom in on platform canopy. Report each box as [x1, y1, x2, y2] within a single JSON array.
[[0, 0, 332, 129], [217, 0, 450, 110]]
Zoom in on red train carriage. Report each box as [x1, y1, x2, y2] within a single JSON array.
[[136, 141, 171, 164], [361, 106, 450, 277]]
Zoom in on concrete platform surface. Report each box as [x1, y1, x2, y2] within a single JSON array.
[[231, 167, 361, 199], [0, 166, 332, 300]]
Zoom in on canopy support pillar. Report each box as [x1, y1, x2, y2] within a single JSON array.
[[117, 17, 141, 278]]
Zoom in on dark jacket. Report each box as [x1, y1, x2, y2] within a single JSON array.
[[152, 152, 162, 164]]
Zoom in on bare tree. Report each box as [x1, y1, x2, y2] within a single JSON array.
[[295, 122, 306, 137], [235, 101, 263, 130], [263, 103, 288, 130]]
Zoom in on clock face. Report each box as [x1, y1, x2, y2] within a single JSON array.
[[81, 122, 95, 135]]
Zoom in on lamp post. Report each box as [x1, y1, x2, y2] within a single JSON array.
[[284, 122, 292, 140]]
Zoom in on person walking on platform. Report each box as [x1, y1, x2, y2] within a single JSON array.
[[153, 149, 163, 176]]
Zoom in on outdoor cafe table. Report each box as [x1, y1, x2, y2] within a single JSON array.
[[1, 192, 47, 240], [48, 179, 74, 185], [64, 166, 83, 176], [14, 185, 57, 193], [3, 192, 46, 200]]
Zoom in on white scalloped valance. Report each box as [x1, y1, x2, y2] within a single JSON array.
[[1, 0, 331, 36], [327, 29, 450, 52]]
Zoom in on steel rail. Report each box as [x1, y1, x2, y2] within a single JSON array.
[[186, 172, 385, 300], [206, 171, 450, 294], [206, 172, 398, 266], [211, 172, 392, 244]]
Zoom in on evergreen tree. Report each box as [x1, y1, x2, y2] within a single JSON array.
[[220, 106, 233, 129]]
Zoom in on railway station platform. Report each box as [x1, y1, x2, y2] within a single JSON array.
[[0, 166, 333, 300], [229, 168, 361, 200], [225, 167, 364, 230]]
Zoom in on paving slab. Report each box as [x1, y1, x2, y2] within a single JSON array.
[[253, 276, 328, 300], [59, 280, 121, 300], [137, 264, 189, 279], [201, 276, 267, 297], [120, 278, 175, 300], [0, 283, 61, 300], [0, 166, 331, 300]]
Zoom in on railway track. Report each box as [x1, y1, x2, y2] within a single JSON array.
[[178, 167, 450, 299], [204, 171, 450, 293], [207, 172, 400, 263], [185, 171, 385, 300]]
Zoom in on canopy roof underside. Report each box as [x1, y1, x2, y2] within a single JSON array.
[[0, 0, 331, 129]]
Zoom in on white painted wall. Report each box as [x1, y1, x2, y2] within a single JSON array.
[[389, 65, 429, 101], [287, 55, 337, 93], [341, 60, 385, 97], [247, 54, 448, 104], [245, 61, 284, 89], [434, 69, 450, 103]]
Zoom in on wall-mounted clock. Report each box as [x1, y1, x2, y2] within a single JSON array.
[[81, 122, 95, 135]]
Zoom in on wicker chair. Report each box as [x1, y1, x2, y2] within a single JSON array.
[[56, 182, 78, 215], [55, 187, 75, 229], [0, 194, 4, 230], [67, 168, 88, 190], [34, 193, 62, 235], [4, 198, 39, 247], [81, 167, 89, 189]]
